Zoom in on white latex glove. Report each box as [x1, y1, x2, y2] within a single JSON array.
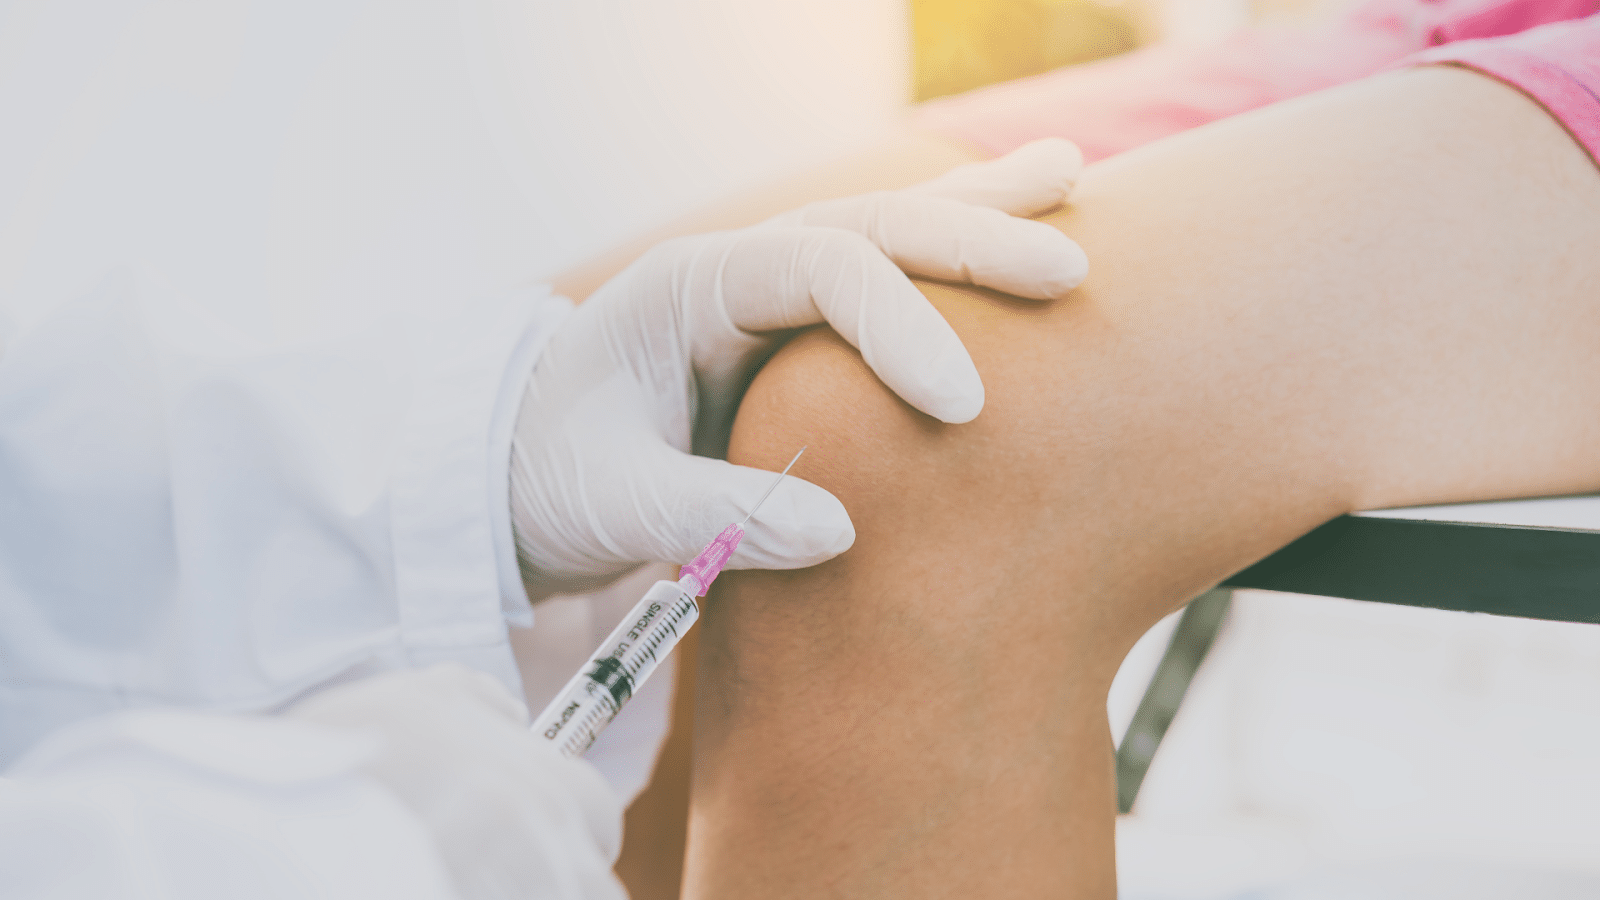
[[289, 665, 625, 900], [514, 138, 1087, 597]]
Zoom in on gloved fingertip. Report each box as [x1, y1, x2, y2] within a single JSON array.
[[986, 138, 1083, 216], [1042, 238, 1090, 299], [918, 348, 986, 424], [1014, 137, 1084, 185], [1002, 230, 1090, 301], [924, 383, 984, 425], [732, 478, 855, 570], [884, 361, 985, 424], [955, 217, 1089, 302], [864, 303, 987, 424]]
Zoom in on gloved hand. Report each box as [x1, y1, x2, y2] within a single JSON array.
[[289, 665, 625, 900], [513, 138, 1088, 598]]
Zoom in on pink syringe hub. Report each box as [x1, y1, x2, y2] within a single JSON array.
[[678, 524, 744, 597]]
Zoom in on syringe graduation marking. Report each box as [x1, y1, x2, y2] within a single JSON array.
[[622, 595, 694, 674]]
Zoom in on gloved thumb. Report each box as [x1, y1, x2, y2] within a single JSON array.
[[652, 450, 855, 574]]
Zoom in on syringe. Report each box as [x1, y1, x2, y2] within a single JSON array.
[[530, 447, 807, 758]]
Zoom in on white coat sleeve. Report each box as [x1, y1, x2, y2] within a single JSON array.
[[0, 710, 462, 900]]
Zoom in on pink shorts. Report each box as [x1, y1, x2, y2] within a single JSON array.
[[1406, 13, 1600, 166], [917, 1, 1600, 169]]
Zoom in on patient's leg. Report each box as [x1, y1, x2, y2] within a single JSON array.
[[685, 66, 1600, 899]]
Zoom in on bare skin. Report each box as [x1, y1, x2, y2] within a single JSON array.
[[685, 66, 1600, 899]]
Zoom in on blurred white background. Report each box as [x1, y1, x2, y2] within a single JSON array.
[[472, 0, 912, 282], [1111, 592, 1600, 898], [488, 0, 1345, 282]]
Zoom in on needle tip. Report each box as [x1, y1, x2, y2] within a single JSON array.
[[739, 445, 809, 527]]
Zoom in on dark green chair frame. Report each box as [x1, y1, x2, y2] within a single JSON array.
[[1115, 511, 1600, 813]]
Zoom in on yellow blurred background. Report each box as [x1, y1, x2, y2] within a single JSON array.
[[910, 0, 1139, 100], [911, 0, 1354, 100]]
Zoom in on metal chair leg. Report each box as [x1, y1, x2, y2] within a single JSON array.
[[1115, 588, 1234, 814]]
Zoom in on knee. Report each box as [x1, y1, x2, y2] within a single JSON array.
[[716, 295, 1128, 687], [726, 318, 1039, 604], [716, 277, 1217, 682], [727, 326, 953, 546], [727, 287, 1075, 570], [718, 325, 955, 679]]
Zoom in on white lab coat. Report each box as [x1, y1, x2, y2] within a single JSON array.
[[0, 0, 574, 764], [0, 0, 640, 891], [0, 710, 463, 899], [0, 261, 563, 754]]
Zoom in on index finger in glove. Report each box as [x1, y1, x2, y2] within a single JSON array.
[[709, 226, 986, 424], [773, 191, 1087, 300], [905, 137, 1083, 217]]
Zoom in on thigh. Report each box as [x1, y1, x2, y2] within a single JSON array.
[[735, 64, 1600, 643]]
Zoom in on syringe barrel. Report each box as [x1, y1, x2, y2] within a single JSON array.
[[530, 578, 700, 758]]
